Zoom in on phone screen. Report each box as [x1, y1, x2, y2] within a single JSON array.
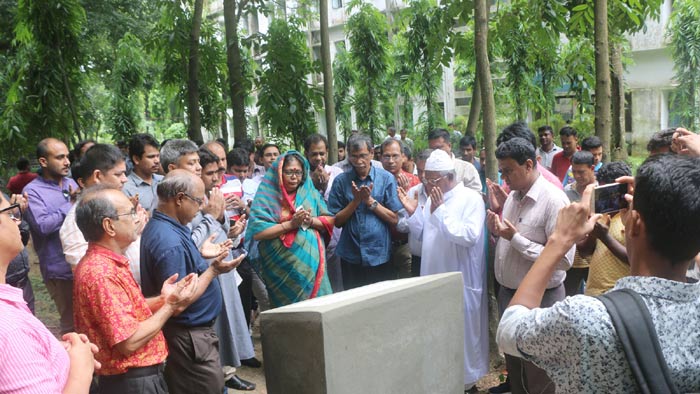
[[592, 183, 628, 214]]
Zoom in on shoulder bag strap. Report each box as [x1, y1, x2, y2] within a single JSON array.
[[598, 288, 679, 394]]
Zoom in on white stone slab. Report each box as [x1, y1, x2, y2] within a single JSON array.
[[261, 272, 465, 394]]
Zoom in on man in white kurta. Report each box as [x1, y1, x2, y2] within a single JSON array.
[[407, 150, 488, 390]]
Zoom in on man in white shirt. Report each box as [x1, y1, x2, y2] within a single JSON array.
[[427, 128, 482, 193], [60, 144, 145, 283], [535, 125, 561, 170], [383, 126, 400, 141], [486, 137, 574, 394], [397, 149, 432, 276], [407, 150, 488, 392]]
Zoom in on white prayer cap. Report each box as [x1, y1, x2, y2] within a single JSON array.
[[425, 150, 454, 171]]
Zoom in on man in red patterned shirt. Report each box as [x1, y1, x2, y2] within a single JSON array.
[[73, 185, 198, 394]]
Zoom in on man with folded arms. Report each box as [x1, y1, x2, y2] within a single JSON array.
[[73, 185, 198, 394]]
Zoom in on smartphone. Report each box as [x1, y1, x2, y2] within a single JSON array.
[[591, 183, 628, 214]]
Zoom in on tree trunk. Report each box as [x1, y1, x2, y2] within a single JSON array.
[[610, 40, 627, 161], [594, 0, 612, 160], [475, 0, 500, 366], [56, 47, 82, 141], [187, 0, 204, 144], [224, 0, 249, 143], [466, 76, 481, 137], [220, 88, 230, 149], [319, 0, 338, 164]]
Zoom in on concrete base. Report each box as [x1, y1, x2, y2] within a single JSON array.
[[260, 273, 465, 394]]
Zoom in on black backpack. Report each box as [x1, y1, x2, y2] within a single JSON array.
[[598, 288, 680, 394]]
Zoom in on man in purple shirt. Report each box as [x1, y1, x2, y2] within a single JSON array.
[[24, 137, 78, 334]]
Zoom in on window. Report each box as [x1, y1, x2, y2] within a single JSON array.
[[332, 0, 342, 9]]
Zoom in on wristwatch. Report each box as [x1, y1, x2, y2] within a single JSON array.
[[368, 200, 379, 211]]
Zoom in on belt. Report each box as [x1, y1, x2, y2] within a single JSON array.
[[101, 364, 164, 380], [501, 283, 563, 292], [164, 319, 215, 331]]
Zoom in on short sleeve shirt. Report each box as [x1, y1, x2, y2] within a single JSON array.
[[497, 276, 700, 393], [140, 210, 222, 326], [74, 244, 167, 375], [328, 166, 403, 266]]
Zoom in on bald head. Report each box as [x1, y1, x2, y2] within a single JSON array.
[[157, 169, 203, 201], [37, 137, 65, 160], [76, 185, 132, 243], [202, 141, 227, 172]]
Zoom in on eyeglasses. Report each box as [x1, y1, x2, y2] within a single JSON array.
[[424, 175, 446, 185], [114, 208, 138, 221], [0, 203, 21, 222], [183, 193, 204, 206], [283, 170, 304, 178]]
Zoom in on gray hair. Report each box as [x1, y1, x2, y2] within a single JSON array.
[[417, 148, 434, 162], [347, 134, 373, 154], [75, 184, 118, 243], [160, 139, 199, 174], [157, 171, 197, 200]]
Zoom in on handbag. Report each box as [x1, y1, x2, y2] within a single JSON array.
[[598, 288, 680, 394]]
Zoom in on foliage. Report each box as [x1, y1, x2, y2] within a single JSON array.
[[257, 18, 321, 150], [6, 0, 87, 146], [494, 0, 565, 121], [108, 33, 147, 141], [332, 48, 356, 137], [387, 34, 414, 131], [399, 0, 452, 134], [150, 0, 228, 140], [668, 0, 700, 130], [560, 37, 596, 115], [346, 0, 390, 141]]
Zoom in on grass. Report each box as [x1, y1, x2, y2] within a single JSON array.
[[26, 244, 61, 335]]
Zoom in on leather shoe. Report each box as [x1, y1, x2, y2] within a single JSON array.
[[240, 357, 262, 368], [225, 375, 256, 391]]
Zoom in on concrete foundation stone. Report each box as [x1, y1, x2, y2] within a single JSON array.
[[260, 272, 465, 394]]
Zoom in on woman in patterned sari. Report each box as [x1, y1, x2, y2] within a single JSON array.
[[245, 151, 334, 307]]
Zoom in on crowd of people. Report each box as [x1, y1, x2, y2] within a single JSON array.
[[1, 122, 699, 394]]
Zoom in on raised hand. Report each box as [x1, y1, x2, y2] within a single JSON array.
[[551, 184, 601, 245], [68, 185, 81, 203], [199, 234, 233, 259], [486, 178, 508, 213], [290, 208, 307, 229], [396, 172, 410, 190], [311, 164, 330, 191], [486, 209, 517, 240], [212, 252, 247, 275], [398, 186, 418, 215], [429, 186, 444, 213], [161, 272, 198, 308], [135, 204, 149, 235], [128, 193, 140, 208], [10, 193, 28, 213], [203, 187, 225, 221], [229, 214, 247, 238], [674, 128, 700, 156], [590, 214, 611, 240]]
